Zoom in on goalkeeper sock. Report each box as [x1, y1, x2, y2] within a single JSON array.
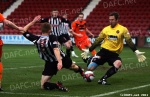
[[43, 82, 58, 90], [101, 66, 118, 80], [66, 49, 71, 57], [91, 50, 96, 56]]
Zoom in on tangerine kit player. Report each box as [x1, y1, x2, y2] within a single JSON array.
[[0, 13, 4, 91], [0, 13, 25, 91], [71, 13, 96, 56], [81, 12, 146, 85]]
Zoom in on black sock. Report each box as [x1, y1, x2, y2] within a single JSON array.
[[66, 49, 71, 57], [70, 46, 74, 51], [101, 66, 118, 80], [43, 82, 58, 90], [74, 66, 84, 76]]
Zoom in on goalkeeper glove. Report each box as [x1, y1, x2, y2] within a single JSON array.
[[81, 49, 90, 59], [135, 50, 146, 62]]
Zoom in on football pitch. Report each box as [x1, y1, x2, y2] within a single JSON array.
[[0, 45, 150, 97]]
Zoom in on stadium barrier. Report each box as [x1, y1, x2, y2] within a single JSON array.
[[0, 35, 138, 45]]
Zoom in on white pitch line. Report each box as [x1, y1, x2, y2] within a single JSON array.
[[0, 92, 81, 97], [3, 57, 150, 70], [4, 65, 43, 70], [91, 84, 150, 97]]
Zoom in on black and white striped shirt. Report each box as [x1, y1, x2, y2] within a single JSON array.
[[23, 31, 66, 62], [61, 20, 70, 34], [40, 16, 71, 36]]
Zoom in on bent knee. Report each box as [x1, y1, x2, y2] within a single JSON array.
[[114, 60, 122, 68], [87, 66, 95, 71], [87, 62, 98, 71]]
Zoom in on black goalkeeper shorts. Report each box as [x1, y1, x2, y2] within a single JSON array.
[[92, 48, 122, 66], [42, 56, 72, 76]]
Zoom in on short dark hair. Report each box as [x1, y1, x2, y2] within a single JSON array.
[[62, 13, 67, 16], [109, 12, 119, 20], [41, 23, 51, 33], [52, 8, 58, 12], [78, 13, 84, 16]]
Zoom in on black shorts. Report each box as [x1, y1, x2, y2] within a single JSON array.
[[58, 34, 70, 44], [42, 56, 72, 76], [92, 48, 122, 66]]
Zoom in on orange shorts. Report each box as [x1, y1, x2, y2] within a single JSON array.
[[75, 38, 91, 50]]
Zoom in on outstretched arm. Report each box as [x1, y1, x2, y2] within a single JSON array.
[[0, 13, 22, 31], [89, 31, 105, 52], [53, 48, 62, 70], [81, 31, 104, 59], [20, 15, 41, 34], [124, 30, 146, 62], [3, 19, 21, 30]]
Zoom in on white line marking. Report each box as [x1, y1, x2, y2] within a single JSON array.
[[91, 84, 150, 97], [3, 57, 150, 70], [0, 92, 81, 97], [4, 65, 43, 70]]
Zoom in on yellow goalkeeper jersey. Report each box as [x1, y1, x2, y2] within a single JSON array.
[[99, 23, 130, 54]]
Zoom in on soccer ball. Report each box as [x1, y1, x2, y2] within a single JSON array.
[[84, 71, 95, 82]]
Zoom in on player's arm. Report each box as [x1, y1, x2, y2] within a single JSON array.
[[51, 35, 62, 70], [53, 48, 62, 70], [20, 15, 41, 34], [3, 19, 20, 30], [89, 31, 105, 52], [86, 28, 94, 37], [81, 31, 105, 59], [40, 16, 50, 23], [61, 17, 71, 29], [124, 32, 137, 52], [124, 29, 146, 62], [0, 13, 22, 31], [71, 22, 82, 37], [21, 15, 41, 42]]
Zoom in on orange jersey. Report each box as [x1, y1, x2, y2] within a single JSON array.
[[72, 20, 88, 42], [0, 13, 5, 22]]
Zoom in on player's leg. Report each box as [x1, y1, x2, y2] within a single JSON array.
[[69, 40, 78, 58], [86, 39, 96, 56], [87, 53, 106, 71], [41, 61, 68, 91], [98, 57, 122, 85], [62, 56, 85, 77], [0, 39, 3, 91]]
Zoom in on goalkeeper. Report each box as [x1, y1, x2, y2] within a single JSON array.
[[81, 12, 146, 85]]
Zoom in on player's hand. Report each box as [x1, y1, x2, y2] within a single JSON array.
[[18, 27, 25, 33], [33, 15, 41, 23], [81, 49, 90, 59], [57, 61, 62, 70], [77, 34, 83, 37], [18, 27, 24, 31], [135, 50, 146, 62]]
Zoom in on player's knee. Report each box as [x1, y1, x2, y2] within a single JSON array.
[[87, 62, 98, 70], [114, 60, 122, 68], [65, 43, 70, 49], [70, 64, 78, 69], [87, 66, 95, 71]]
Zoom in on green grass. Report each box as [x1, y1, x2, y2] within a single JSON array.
[[0, 45, 150, 97]]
